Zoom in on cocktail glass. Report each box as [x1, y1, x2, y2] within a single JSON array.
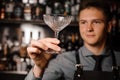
[[43, 14, 73, 53]]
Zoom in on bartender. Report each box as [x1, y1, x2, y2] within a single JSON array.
[[25, 1, 120, 80]]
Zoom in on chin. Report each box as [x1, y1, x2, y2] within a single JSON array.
[[84, 41, 98, 46]]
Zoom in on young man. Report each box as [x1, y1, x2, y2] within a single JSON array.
[[25, 1, 120, 80]]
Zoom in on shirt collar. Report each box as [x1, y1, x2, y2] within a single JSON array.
[[79, 45, 111, 57]]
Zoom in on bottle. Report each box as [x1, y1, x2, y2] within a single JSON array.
[[21, 31, 26, 45], [118, 7, 120, 33], [65, 33, 74, 51], [3, 36, 11, 59], [22, 0, 28, 4], [0, 43, 3, 55], [2, 35, 11, 70], [5, 0, 15, 19], [64, 0, 71, 16], [53, 0, 64, 14], [13, 0, 23, 19], [75, 0, 81, 21], [32, 0, 45, 20], [10, 36, 20, 71], [38, 31, 41, 39], [24, 0, 32, 20], [70, 0, 81, 22], [70, 0, 76, 21], [45, 0, 52, 14], [29, 31, 32, 43], [29, 0, 35, 4], [20, 57, 27, 71], [26, 57, 32, 71], [111, 3, 119, 36], [73, 32, 82, 50], [20, 31, 27, 58], [0, 0, 6, 19]]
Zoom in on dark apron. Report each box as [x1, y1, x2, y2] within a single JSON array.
[[73, 50, 120, 80]]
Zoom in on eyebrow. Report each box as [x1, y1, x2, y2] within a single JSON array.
[[79, 19, 105, 22]]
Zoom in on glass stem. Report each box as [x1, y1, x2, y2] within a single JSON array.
[[55, 31, 59, 38]]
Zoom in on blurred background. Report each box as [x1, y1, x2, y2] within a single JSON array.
[[0, 0, 120, 80]]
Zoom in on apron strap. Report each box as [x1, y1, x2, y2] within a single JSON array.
[[111, 50, 120, 80], [74, 50, 83, 80], [75, 50, 80, 64]]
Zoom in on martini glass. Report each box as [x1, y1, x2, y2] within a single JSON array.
[[43, 14, 73, 53]]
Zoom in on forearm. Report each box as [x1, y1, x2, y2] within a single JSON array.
[[33, 65, 44, 78], [24, 65, 43, 80]]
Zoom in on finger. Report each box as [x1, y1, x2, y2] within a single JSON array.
[[40, 38, 60, 45], [27, 47, 41, 59], [43, 41, 61, 52], [30, 39, 48, 51], [40, 38, 61, 51], [30, 38, 61, 54]]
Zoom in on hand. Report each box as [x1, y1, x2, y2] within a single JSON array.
[[27, 38, 61, 77]]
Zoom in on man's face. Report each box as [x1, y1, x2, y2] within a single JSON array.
[[79, 7, 111, 46]]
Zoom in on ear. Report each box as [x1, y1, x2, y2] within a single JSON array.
[[107, 21, 112, 33]]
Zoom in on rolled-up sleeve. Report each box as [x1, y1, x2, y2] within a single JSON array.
[[25, 69, 41, 80]]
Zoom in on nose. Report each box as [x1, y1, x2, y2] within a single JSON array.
[[87, 23, 93, 32]]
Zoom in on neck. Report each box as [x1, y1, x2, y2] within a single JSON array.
[[84, 40, 106, 56]]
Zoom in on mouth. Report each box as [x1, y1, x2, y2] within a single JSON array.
[[86, 34, 95, 38]]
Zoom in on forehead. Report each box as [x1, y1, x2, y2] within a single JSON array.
[[79, 7, 105, 20]]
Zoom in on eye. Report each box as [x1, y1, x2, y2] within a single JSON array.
[[93, 20, 102, 24], [80, 21, 87, 24], [93, 19, 105, 25]]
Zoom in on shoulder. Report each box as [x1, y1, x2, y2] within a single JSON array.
[[114, 50, 120, 66], [114, 50, 120, 57]]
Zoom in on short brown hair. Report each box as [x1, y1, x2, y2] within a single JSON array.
[[79, 1, 112, 22]]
